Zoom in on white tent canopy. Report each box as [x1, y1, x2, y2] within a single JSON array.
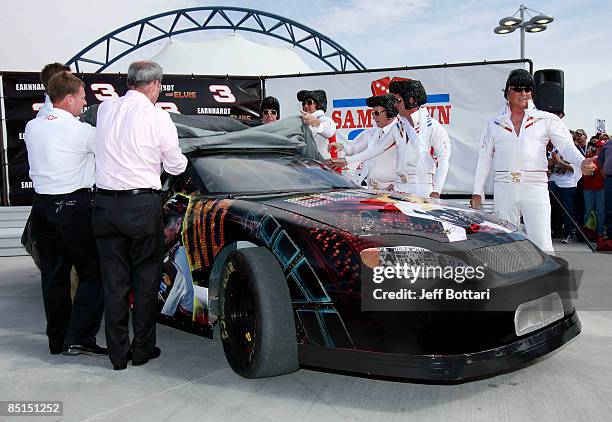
[[150, 34, 314, 76]]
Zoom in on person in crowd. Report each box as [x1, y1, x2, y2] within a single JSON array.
[[586, 135, 598, 151], [38, 63, 71, 116], [549, 146, 579, 243], [583, 139, 607, 238], [546, 141, 563, 238], [260, 96, 280, 124], [574, 129, 588, 155], [388, 79, 451, 198], [598, 135, 612, 244], [470, 69, 596, 252], [23, 63, 75, 267], [298, 89, 336, 159], [24, 71, 105, 356], [93, 61, 188, 370], [326, 94, 402, 189], [572, 128, 587, 225]]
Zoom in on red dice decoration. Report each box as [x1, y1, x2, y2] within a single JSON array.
[[370, 76, 411, 95]]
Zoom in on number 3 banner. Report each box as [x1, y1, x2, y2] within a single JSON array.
[[1, 72, 262, 205], [80, 74, 261, 118]]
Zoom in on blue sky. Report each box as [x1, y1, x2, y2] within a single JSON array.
[[1, 0, 610, 131]]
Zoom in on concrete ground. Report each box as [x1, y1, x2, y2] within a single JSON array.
[[1, 242, 611, 422]]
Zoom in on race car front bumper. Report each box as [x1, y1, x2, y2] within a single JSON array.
[[298, 311, 580, 382]]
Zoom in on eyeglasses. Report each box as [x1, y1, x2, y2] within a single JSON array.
[[301, 99, 315, 106], [371, 109, 386, 116], [262, 109, 277, 116], [510, 86, 533, 93]]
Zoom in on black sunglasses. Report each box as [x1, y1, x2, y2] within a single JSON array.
[[301, 99, 315, 106], [262, 109, 277, 116], [510, 86, 533, 93]]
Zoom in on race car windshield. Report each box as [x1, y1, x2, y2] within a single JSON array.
[[191, 153, 358, 194]]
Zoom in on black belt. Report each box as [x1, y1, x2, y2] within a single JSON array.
[[95, 188, 160, 196], [35, 187, 93, 197]]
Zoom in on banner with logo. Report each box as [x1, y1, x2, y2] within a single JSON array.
[[595, 118, 606, 134], [0, 75, 7, 206], [265, 61, 526, 195], [0, 72, 262, 205]]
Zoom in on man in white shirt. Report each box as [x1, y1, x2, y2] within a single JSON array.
[[298, 89, 337, 159], [22, 63, 74, 267], [327, 94, 401, 189], [24, 71, 105, 357], [470, 69, 597, 252], [94, 61, 187, 370], [389, 79, 451, 198]]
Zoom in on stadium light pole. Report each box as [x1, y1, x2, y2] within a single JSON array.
[[493, 4, 554, 59]]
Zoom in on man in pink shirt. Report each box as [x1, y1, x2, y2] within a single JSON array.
[[93, 61, 187, 370]]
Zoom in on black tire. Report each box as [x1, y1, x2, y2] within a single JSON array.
[[219, 247, 298, 378]]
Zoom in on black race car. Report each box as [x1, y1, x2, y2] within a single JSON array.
[[158, 121, 580, 381]]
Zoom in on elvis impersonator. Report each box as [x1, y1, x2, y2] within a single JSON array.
[[298, 89, 337, 159], [470, 69, 597, 252], [389, 79, 451, 198], [326, 94, 426, 190]]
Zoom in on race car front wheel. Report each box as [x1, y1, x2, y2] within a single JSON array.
[[219, 247, 298, 378]]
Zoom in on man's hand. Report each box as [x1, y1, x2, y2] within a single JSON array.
[[328, 142, 344, 152], [430, 192, 440, 199], [470, 194, 482, 210], [552, 151, 562, 164], [300, 110, 320, 127], [581, 156, 598, 175], [325, 158, 347, 170]]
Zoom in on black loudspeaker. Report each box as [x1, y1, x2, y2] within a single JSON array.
[[534, 69, 564, 114]]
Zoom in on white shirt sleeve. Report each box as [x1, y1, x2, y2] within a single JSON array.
[[312, 115, 336, 139], [430, 123, 451, 194], [158, 112, 188, 175], [473, 121, 495, 197], [345, 129, 395, 166], [394, 119, 428, 175], [343, 130, 369, 156], [82, 122, 97, 155]]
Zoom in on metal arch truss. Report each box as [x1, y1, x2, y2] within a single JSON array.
[[66, 6, 366, 73]]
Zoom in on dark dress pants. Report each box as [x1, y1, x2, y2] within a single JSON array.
[[606, 178, 612, 239], [549, 182, 577, 238], [31, 191, 104, 352], [92, 192, 163, 367]]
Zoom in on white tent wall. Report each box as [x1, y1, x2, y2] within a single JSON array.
[[150, 35, 314, 76], [265, 61, 528, 196]]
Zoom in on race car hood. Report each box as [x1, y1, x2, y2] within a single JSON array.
[[257, 189, 517, 243]]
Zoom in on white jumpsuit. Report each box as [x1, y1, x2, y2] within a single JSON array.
[[473, 104, 585, 252], [308, 109, 337, 160], [395, 107, 451, 196], [343, 118, 427, 191], [342, 119, 398, 189]]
